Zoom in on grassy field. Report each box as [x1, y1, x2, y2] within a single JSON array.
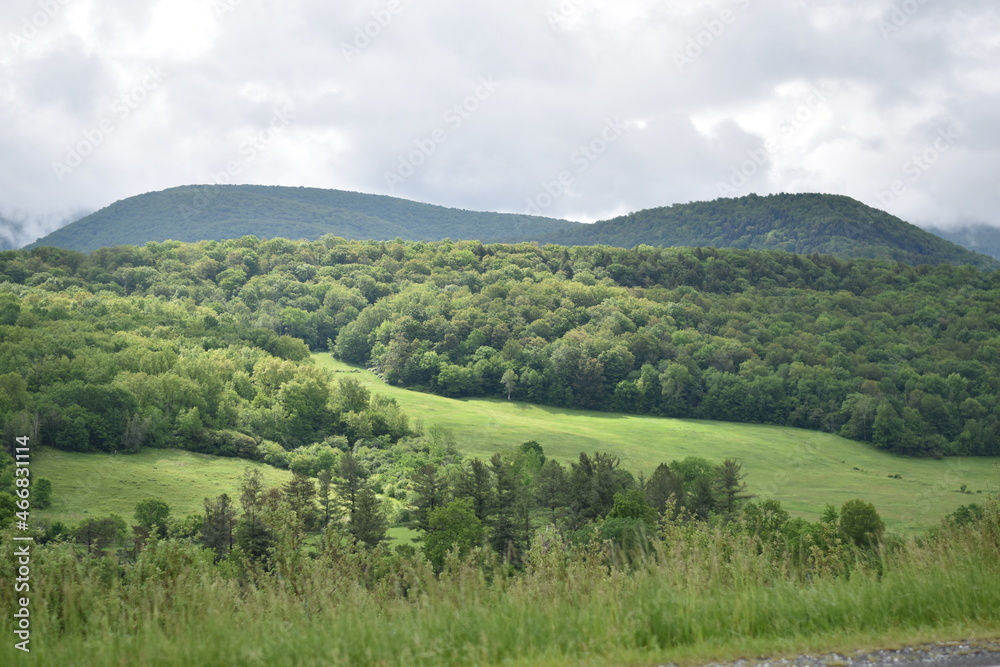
[[27, 355, 1000, 533], [316, 354, 1000, 533], [32, 448, 292, 525]]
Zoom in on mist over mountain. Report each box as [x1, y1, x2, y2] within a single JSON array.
[[925, 224, 1000, 261], [1, 210, 91, 251]]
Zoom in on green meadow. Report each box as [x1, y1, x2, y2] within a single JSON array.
[[316, 355, 1000, 533], [32, 448, 292, 525], [28, 354, 999, 533]]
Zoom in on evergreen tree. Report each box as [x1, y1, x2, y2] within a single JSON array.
[[317, 468, 334, 531], [567, 452, 630, 527], [334, 451, 367, 517], [456, 458, 494, 522], [536, 459, 568, 518], [714, 458, 753, 520], [235, 517, 277, 566], [282, 472, 318, 531], [645, 463, 684, 520], [410, 463, 448, 532], [489, 453, 531, 563], [202, 493, 237, 561], [239, 466, 265, 525], [348, 485, 387, 549]]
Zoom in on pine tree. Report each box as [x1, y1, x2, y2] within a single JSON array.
[[535, 459, 568, 518], [456, 458, 494, 522], [489, 453, 531, 563], [317, 469, 334, 530], [282, 473, 318, 531], [334, 451, 367, 517], [348, 485, 387, 549], [410, 463, 448, 532], [714, 458, 753, 519], [202, 493, 236, 561], [239, 467, 264, 525]]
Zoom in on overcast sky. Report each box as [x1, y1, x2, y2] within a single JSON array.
[[2, 0, 998, 247]]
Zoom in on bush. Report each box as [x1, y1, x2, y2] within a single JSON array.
[[839, 498, 884, 549]]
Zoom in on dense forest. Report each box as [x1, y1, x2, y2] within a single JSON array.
[[2, 236, 999, 460]]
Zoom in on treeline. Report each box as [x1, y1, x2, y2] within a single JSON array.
[[2, 237, 1000, 457]]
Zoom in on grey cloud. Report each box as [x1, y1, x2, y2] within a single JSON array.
[[1, 0, 999, 246]]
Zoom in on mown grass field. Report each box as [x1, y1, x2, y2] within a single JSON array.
[[32, 448, 292, 525], [316, 354, 1000, 533]]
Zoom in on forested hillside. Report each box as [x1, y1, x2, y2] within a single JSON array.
[[2, 237, 998, 458], [541, 193, 997, 268], [928, 224, 1000, 261], [25, 187, 996, 270], [26, 185, 580, 252]]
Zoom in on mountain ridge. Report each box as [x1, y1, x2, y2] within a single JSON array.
[[24, 185, 998, 268], [25, 184, 581, 253], [534, 193, 997, 268]]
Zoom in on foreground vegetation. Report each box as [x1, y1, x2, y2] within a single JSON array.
[[2, 493, 998, 666]]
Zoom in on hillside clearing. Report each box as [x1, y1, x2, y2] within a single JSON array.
[[315, 355, 1000, 533]]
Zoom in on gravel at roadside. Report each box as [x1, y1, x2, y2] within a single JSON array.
[[663, 640, 1000, 667]]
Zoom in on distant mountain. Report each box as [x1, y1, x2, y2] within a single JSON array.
[[925, 224, 1000, 261], [27, 187, 996, 268], [538, 193, 997, 268], [26, 185, 581, 253]]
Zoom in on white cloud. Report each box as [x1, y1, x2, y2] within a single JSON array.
[[1, 0, 999, 247]]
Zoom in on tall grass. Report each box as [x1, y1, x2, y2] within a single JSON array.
[[3, 496, 999, 666]]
